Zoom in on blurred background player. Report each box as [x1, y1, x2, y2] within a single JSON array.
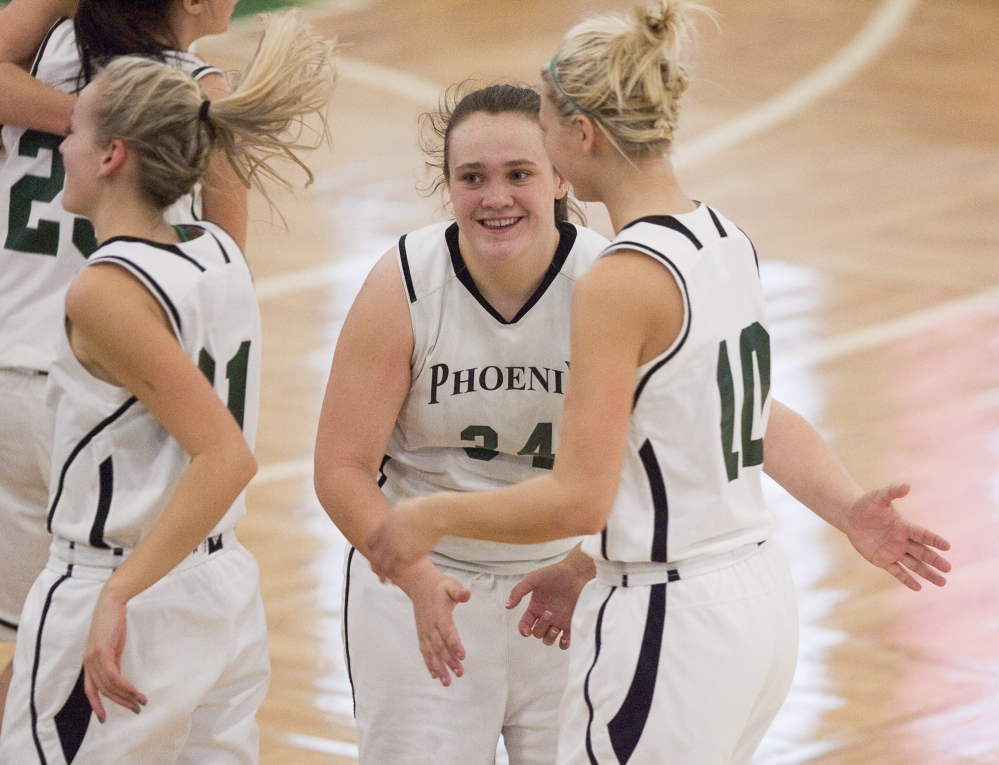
[[0, 11, 335, 763]]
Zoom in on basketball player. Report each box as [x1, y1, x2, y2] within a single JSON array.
[[314, 84, 609, 764], [367, 2, 953, 763], [0, 0, 245, 720], [0, 12, 335, 763]]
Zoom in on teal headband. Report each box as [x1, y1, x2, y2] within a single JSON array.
[[547, 54, 592, 117]]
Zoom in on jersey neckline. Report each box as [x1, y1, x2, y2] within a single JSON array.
[[444, 220, 578, 325]]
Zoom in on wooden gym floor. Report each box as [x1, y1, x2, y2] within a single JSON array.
[[193, 0, 999, 762]]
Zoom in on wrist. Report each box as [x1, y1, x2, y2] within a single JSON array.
[[390, 556, 440, 597]]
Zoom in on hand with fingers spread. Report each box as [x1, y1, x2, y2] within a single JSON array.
[[394, 558, 471, 686], [508, 546, 595, 650], [83, 588, 146, 723], [842, 483, 951, 590]]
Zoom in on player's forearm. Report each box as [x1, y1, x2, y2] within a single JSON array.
[[0, 63, 74, 135], [763, 400, 863, 532], [100, 445, 257, 604], [316, 462, 396, 558], [422, 471, 607, 546]]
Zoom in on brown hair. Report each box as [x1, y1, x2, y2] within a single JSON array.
[[90, 11, 336, 210], [420, 82, 583, 224], [544, 0, 708, 158]]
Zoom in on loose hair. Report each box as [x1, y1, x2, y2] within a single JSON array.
[[544, 0, 709, 159], [420, 82, 583, 224], [75, 0, 178, 87], [89, 11, 337, 211]]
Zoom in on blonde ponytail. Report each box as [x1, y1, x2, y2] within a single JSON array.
[[90, 11, 336, 210], [545, 0, 709, 158]]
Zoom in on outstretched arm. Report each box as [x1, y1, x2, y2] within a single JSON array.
[[314, 249, 470, 687], [368, 250, 682, 579], [0, 0, 79, 135], [763, 400, 951, 590]]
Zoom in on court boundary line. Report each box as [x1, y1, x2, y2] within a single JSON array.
[[251, 0, 929, 489]]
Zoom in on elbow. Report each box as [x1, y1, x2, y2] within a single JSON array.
[[554, 480, 614, 537], [236, 447, 257, 489]]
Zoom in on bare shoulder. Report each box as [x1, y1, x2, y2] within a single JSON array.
[[66, 262, 169, 336], [574, 250, 684, 364], [331, 246, 414, 369]]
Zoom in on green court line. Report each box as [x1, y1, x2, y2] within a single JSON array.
[[233, 0, 317, 19], [0, 1, 318, 16]]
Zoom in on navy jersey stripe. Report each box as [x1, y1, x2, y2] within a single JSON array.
[[89, 256, 183, 335], [707, 206, 728, 238], [618, 215, 702, 249], [610, 242, 693, 407], [446, 222, 577, 324], [398, 235, 417, 303], [607, 583, 667, 764], [88, 456, 114, 549], [54, 668, 92, 763], [99, 236, 207, 272], [584, 587, 618, 765], [638, 440, 669, 562], [343, 546, 357, 715], [30, 567, 74, 765], [377, 454, 391, 488], [47, 397, 138, 531], [206, 229, 232, 263], [30, 17, 69, 78], [509, 221, 576, 323]]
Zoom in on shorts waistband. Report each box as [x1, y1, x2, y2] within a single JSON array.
[[595, 540, 765, 587], [50, 530, 235, 572]]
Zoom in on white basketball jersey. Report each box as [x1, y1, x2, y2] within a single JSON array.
[[0, 18, 220, 370], [45, 223, 260, 550], [581, 205, 774, 565], [381, 221, 609, 571]]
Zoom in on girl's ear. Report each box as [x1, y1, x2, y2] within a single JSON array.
[[554, 171, 570, 201], [181, 0, 206, 16], [574, 114, 597, 155], [96, 139, 128, 179]]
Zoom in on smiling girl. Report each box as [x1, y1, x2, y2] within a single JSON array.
[[314, 84, 608, 764]]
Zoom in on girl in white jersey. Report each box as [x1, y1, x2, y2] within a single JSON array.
[[314, 84, 608, 764], [0, 13, 335, 763], [368, 2, 953, 764], [0, 0, 245, 720]]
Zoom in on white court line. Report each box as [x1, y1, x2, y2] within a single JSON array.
[[776, 284, 999, 373], [254, 0, 919, 301], [250, 282, 999, 487], [674, 0, 919, 167], [338, 55, 442, 106], [251, 0, 931, 493], [282, 733, 358, 758]]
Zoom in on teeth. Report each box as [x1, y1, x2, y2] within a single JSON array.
[[482, 218, 518, 228]]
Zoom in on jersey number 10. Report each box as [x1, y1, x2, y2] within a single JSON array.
[[716, 322, 770, 482]]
